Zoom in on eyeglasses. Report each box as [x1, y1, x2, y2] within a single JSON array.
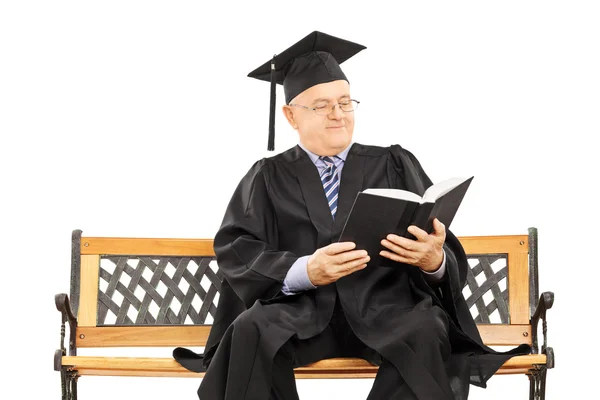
[[288, 99, 360, 116]]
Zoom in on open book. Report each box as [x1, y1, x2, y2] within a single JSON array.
[[338, 176, 474, 267]]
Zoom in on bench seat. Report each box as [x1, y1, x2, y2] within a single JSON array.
[[61, 354, 547, 379]]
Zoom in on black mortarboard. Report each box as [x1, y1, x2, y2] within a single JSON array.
[[247, 31, 366, 151]]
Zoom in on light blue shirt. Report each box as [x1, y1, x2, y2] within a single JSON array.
[[281, 142, 446, 295]]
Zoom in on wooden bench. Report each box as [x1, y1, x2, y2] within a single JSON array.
[[54, 227, 554, 399]]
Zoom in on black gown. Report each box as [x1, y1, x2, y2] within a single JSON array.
[[174, 143, 531, 399]]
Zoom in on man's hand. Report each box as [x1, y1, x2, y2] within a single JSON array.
[[307, 242, 370, 286], [380, 218, 446, 272]]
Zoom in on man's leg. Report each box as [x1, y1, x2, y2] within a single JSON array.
[[269, 295, 375, 400], [268, 321, 344, 400], [366, 305, 455, 400], [268, 343, 300, 400], [199, 302, 296, 400], [367, 360, 418, 400]]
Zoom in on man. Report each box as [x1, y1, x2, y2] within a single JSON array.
[[174, 31, 530, 399]]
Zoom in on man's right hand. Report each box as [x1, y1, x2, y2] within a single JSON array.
[[307, 242, 370, 286]]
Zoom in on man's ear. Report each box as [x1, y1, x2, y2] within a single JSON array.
[[282, 106, 298, 130]]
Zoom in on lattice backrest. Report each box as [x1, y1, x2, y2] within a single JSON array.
[[464, 254, 510, 324], [70, 231, 219, 348], [459, 234, 533, 327], [97, 255, 221, 326]]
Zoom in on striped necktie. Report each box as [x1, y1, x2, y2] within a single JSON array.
[[320, 156, 340, 219]]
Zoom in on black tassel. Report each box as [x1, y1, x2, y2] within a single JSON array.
[[268, 54, 276, 151]]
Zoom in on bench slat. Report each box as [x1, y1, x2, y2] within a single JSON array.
[[75, 324, 531, 348], [458, 235, 527, 255], [62, 354, 546, 378], [80, 237, 215, 256], [76, 326, 212, 347], [79, 255, 100, 327], [509, 252, 530, 324], [79, 235, 528, 257]]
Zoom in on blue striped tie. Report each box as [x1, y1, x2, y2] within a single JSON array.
[[320, 156, 340, 219]]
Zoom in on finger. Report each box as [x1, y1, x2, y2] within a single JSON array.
[[379, 250, 408, 264], [381, 239, 423, 260], [326, 242, 356, 255], [383, 235, 420, 252], [338, 249, 369, 264], [381, 238, 405, 254], [406, 225, 429, 241], [345, 255, 370, 269], [339, 263, 368, 279], [432, 219, 446, 237], [341, 256, 370, 273]]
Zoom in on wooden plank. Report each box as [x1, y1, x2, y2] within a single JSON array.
[[76, 326, 212, 347], [494, 368, 534, 375], [478, 324, 531, 345], [78, 235, 524, 257], [299, 354, 546, 370], [71, 367, 534, 378], [63, 354, 546, 378], [80, 237, 215, 256], [63, 356, 191, 372], [509, 252, 530, 324], [79, 255, 100, 327], [296, 372, 378, 379], [75, 324, 529, 348], [458, 235, 528, 255], [74, 369, 204, 378]]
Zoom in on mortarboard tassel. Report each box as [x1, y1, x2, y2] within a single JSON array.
[[268, 54, 276, 151]]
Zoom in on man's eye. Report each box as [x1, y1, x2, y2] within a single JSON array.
[[314, 103, 329, 109], [339, 101, 351, 106]]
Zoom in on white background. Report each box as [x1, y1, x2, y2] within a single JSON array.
[[1, 1, 598, 399]]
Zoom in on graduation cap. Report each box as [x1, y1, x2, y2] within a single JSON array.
[[247, 31, 366, 151]]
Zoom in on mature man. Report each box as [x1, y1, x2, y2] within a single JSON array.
[[174, 31, 530, 399]]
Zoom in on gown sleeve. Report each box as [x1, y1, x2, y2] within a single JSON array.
[[213, 159, 300, 308]]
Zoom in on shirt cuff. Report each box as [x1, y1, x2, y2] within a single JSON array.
[[421, 249, 447, 283], [281, 255, 316, 295]]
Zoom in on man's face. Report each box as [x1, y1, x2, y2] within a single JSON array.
[[283, 80, 354, 156]]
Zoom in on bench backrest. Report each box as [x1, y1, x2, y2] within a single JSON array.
[[68, 228, 538, 349]]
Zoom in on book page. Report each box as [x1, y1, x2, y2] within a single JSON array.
[[362, 188, 422, 202], [422, 177, 473, 203]]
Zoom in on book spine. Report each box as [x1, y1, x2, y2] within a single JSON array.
[[405, 203, 435, 239], [395, 202, 420, 238]]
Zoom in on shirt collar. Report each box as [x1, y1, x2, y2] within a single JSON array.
[[298, 142, 352, 166]]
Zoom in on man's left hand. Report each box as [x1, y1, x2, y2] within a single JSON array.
[[380, 218, 446, 272]]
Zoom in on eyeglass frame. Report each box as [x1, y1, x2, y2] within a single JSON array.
[[287, 99, 360, 115]]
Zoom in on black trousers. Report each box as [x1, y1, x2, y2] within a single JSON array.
[[269, 297, 418, 400]]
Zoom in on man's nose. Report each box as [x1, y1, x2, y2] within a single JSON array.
[[329, 104, 345, 119]]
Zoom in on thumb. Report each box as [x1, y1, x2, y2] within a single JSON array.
[[432, 218, 446, 237]]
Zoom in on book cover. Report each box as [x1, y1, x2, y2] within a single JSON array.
[[338, 176, 473, 267]]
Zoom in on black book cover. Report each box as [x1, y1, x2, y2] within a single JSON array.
[[338, 176, 473, 267], [407, 176, 474, 238]]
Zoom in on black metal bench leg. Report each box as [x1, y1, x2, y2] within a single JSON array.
[[60, 370, 67, 400], [61, 370, 78, 400], [538, 368, 547, 400], [528, 367, 548, 400], [529, 370, 539, 400], [70, 371, 79, 400]]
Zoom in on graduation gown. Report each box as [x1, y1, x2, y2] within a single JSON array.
[[174, 143, 531, 399]]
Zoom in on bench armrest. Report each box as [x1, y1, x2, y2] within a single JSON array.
[[531, 291, 554, 368], [54, 293, 78, 370]]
